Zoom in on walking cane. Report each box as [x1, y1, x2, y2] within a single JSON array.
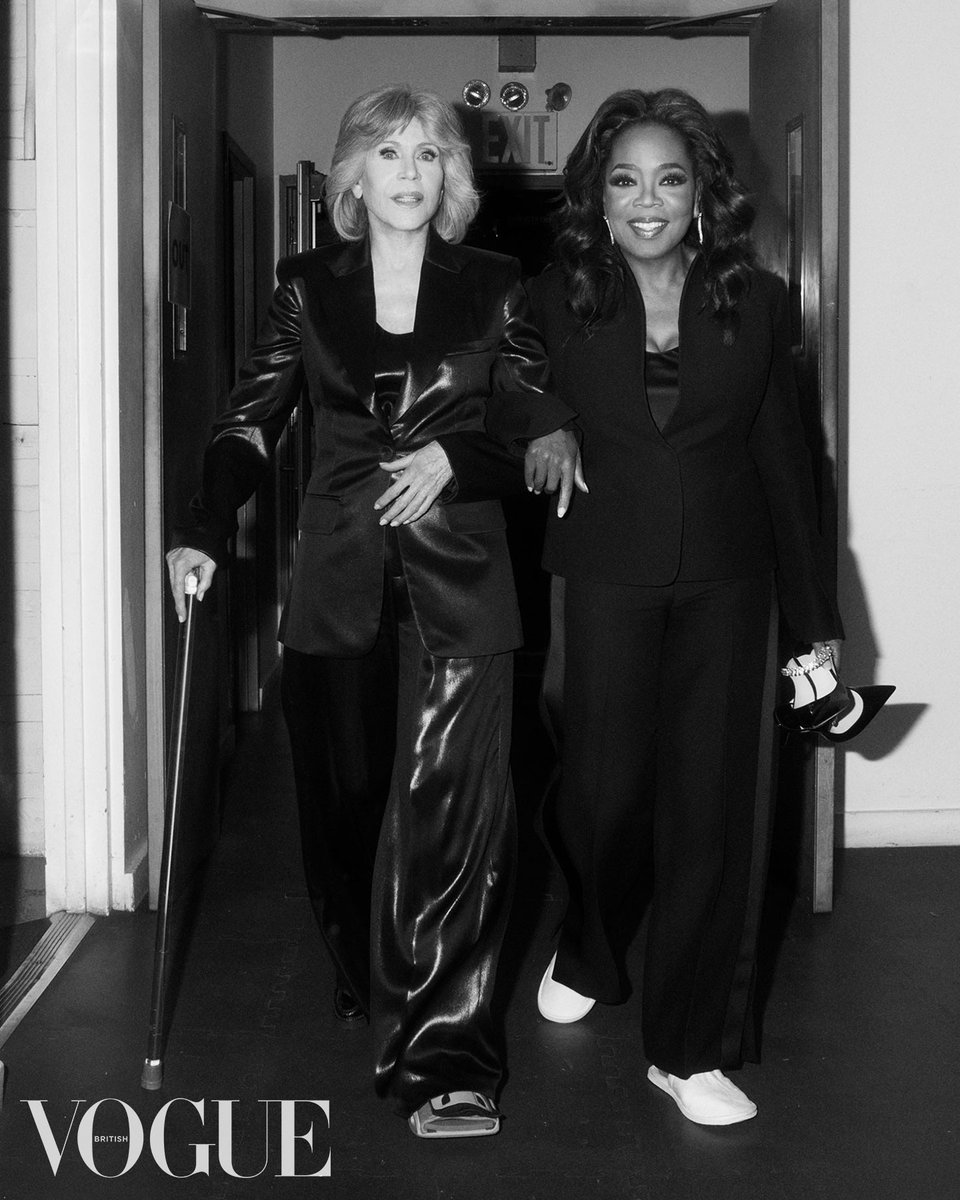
[[141, 572, 199, 1091]]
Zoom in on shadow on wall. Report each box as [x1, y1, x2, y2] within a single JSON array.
[[833, 5, 921, 774], [832, 540, 924, 823]]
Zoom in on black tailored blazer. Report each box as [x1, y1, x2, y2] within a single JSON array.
[[526, 256, 842, 643], [176, 232, 573, 658]]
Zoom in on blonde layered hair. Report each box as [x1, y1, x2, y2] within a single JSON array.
[[326, 85, 480, 244]]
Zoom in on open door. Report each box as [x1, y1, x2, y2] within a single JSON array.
[[750, 0, 841, 911]]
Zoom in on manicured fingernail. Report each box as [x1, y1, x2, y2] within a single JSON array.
[[558, 506, 566, 518]]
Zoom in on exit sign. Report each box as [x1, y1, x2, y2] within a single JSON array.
[[479, 112, 558, 171]]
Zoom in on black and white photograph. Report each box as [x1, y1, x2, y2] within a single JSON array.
[[0, 2, 956, 1197]]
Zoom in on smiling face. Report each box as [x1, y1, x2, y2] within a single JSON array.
[[602, 122, 698, 265], [353, 117, 445, 239]]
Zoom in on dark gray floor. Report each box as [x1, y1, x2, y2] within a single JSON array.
[[0, 692, 957, 1200]]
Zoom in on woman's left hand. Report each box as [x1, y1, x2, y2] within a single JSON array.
[[376, 441, 454, 525]]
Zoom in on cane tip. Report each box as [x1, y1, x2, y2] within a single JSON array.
[[141, 1059, 163, 1090]]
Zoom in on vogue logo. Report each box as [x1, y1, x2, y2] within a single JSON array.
[[22, 1098, 332, 1178]]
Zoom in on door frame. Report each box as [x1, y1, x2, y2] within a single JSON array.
[[814, 0, 841, 912], [751, 0, 841, 911]]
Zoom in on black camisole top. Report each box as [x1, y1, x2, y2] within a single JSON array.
[[644, 345, 680, 433], [374, 325, 414, 422]]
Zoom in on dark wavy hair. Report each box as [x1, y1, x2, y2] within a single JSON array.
[[556, 88, 756, 331]]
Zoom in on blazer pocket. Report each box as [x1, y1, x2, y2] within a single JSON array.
[[298, 494, 342, 535], [443, 500, 507, 534]]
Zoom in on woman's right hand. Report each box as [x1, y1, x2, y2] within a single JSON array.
[[165, 547, 217, 623]]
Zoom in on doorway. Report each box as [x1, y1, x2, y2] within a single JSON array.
[[144, 3, 840, 914]]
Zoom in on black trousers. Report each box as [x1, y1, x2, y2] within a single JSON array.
[[280, 554, 516, 1116], [547, 573, 777, 1078]]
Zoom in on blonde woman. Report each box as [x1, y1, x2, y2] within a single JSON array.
[[167, 85, 577, 1138]]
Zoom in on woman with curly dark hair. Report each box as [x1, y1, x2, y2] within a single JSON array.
[[527, 89, 844, 1125]]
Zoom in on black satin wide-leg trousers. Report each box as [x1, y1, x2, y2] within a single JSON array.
[[280, 561, 516, 1116]]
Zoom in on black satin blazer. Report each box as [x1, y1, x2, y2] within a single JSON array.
[[177, 232, 573, 657], [527, 257, 842, 643]]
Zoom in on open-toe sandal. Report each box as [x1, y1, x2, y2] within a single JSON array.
[[407, 1091, 500, 1139]]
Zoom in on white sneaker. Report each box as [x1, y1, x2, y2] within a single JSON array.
[[647, 1065, 757, 1126], [537, 952, 596, 1023]]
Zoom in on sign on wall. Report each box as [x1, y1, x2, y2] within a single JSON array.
[[477, 111, 558, 172], [167, 202, 191, 308]]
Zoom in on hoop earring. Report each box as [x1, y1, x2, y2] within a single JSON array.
[[696, 211, 704, 245], [603, 215, 615, 247]]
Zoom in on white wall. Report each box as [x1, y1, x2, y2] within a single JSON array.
[[1, 0, 42, 857], [272, 34, 749, 184], [841, 0, 960, 846]]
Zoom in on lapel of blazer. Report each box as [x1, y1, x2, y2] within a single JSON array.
[[612, 247, 704, 345], [615, 261, 649, 378], [316, 238, 379, 418], [395, 230, 468, 422], [676, 252, 705, 345], [605, 251, 705, 438], [315, 232, 470, 425]]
